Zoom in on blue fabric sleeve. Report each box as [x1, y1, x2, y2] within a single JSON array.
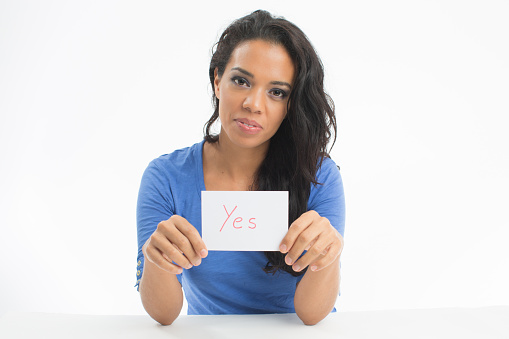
[[135, 159, 182, 291], [308, 157, 345, 237]]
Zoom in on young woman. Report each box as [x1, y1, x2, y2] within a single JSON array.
[[135, 10, 345, 326]]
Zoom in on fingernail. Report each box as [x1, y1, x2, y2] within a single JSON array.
[[200, 249, 208, 257], [186, 263, 193, 269], [194, 259, 202, 266], [280, 244, 287, 252], [310, 265, 318, 271], [293, 264, 301, 272], [285, 256, 293, 266]]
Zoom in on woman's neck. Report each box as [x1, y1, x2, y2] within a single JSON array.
[[203, 132, 268, 190]]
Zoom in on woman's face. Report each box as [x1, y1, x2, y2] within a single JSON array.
[[214, 39, 295, 152]]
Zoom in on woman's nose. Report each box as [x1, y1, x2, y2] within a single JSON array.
[[242, 88, 265, 113]]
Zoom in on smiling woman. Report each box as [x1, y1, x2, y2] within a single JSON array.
[[136, 10, 345, 326]]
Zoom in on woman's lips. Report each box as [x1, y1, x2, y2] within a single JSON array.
[[236, 118, 262, 128], [235, 118, 262, 134]]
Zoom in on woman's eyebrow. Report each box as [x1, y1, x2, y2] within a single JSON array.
[[231, 67, 254, 78], [270, 81, 292, 90], [231, 67, 292, 89]]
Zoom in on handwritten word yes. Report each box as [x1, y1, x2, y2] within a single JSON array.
[[220, 205, 257, 232]]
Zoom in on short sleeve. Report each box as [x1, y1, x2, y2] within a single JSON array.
[[308, 157, 345, 237], [135, 160, 182, 291]]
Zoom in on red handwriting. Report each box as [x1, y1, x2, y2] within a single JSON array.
[[220, 205, 237, 232], [220, 205, 257, 232], [233, 217, 242, 229], [248, 218, 256, 229]]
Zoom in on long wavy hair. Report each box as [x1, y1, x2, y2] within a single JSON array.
[[204, 10, 337, 276]]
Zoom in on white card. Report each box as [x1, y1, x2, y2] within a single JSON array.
[[201, 191, 288, 251]]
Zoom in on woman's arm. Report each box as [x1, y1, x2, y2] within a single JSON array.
[[294, 256, 340, 325], [279, 210, 344, 325], [139, 215, 208, 325], [139, 248, 184, 325]]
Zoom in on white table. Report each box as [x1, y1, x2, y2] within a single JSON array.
[[1, 306, 508, 338]]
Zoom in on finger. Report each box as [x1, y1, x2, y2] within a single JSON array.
[[292, 235, 335, 272], [161, 252, 172, 262], [304, 241, 342, 272], [171, 215, 208, 259], [145, 242, 184, 274], [285, 218, 327, 267], [304, 238, 317, 251], [172, 244, 184, 254], [159, 217, 203, 266], [304, 240, 330, 255], [150, 231, 194, 269], [279, 210, 319, 253], [167, 227, 203, 266]]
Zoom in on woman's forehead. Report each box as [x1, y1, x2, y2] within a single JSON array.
[[227, 40, 295, 84]]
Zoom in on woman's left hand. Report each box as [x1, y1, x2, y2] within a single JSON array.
[[279, 210, 343, 272]]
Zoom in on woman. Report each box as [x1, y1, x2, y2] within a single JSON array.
[[135, 10, 345, 325]]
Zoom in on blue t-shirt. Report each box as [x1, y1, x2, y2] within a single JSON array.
[[135, 140, 345, 315]]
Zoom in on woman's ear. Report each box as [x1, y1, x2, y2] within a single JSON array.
[[214, 68, 220, 99]]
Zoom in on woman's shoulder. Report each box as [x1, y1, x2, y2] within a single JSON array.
[[309, 156, 345, 233], [316, 156, 341, 180], [149, 140, 204, 172]]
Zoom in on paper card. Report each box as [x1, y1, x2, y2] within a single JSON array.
[[201, 191, 288, 251]]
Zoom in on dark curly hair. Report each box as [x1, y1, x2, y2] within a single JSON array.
[[204, 10, 337, 276]]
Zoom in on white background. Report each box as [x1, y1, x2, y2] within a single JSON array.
[[1, 0, 508, 317]]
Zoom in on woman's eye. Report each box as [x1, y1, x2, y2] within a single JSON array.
[[271, 89, 287, 98], [233, 77, 248, 86]]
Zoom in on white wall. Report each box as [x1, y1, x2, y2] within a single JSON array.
[[1, 0, 508, 317]]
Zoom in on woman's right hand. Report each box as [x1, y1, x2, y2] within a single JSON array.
[[142, 215, 208, 274]]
